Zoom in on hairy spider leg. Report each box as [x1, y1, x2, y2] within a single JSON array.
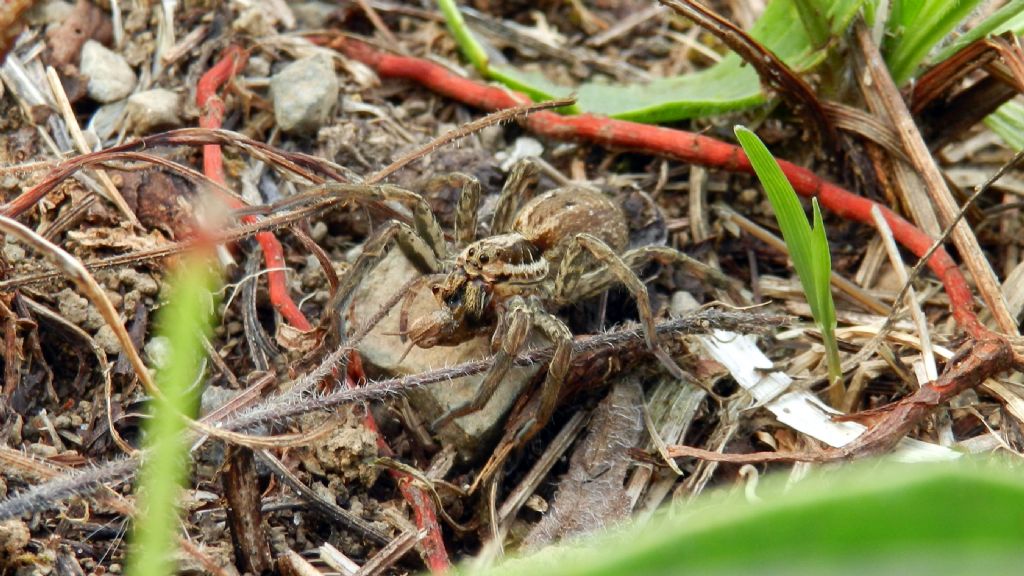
[[517, 304, 573, 442], [490, 158, 540, 234], [574, 246, 738, 299], [420, 171, 484, 249], [322, 167, 501, 345], [430, 295, 533, 430], [325, 220, 439, 342], [555, 233, 687, 380]]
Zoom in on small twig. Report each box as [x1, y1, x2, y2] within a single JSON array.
[[222, 446, 274, 574], [367, 96, 576, 185], [495, 411, 587, 523], [353, 529, 423, 576], [0, 455, 138, 520], [232, 310, 785, 430], [254, 449, 391, 544], [661, 443, 825, 463], [44, 66, 141, 228], [870, 206, 937, 383], [354, 0, 399, 46]]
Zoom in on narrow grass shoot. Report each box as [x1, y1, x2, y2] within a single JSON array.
[[733, 126, 842, 405], [126, 260, 218, 576], [985, 100, 1024, 151]]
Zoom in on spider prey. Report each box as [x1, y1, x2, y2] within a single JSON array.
[[329, 160, 691, 442]]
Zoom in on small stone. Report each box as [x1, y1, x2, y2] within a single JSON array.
[[88, 99, 127, 141], [270, 55, 339, 134], [94, 325, 120, 354], [3, 238, 24, 262], [245, 55, 271, 77], [56, 288, 89, 325], [292, 2, 337, 28], [145, 336, 171, 370], [80, 40, 136, 103], [125, 89, 182, 133]]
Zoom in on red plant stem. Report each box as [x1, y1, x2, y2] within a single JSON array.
[[345, 352, 450, 573], [197, 46, 312, 331], [328, 37, 987, 340]]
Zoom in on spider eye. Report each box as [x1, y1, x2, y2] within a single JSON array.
[[467, 247, 476, 257], [478, 254, 490, 264], [430, 285, 441, 295]]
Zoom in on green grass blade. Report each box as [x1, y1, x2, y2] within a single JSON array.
[[734, 126, 823, 322], [792, 0, 830, 49], [735, 127, 841, 387], [932, 0, 1024, 66], [473, 461, 1024, 576], [985, 100, 1024, 151], [810, 198, 836, 334], [884, 0, 984, 84], [437, 0, 580, 113], [811, 197, 841, 382], [126, 261, 218, 576]]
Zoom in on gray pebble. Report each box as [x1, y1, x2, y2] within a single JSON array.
[[270, 55, 339, 134], [80, 40, 137, 103], [125, 89, 182, 133]]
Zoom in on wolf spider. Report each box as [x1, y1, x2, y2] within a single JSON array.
[[328, 160, 693, 441]]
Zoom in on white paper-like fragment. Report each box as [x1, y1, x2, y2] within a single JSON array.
[[699, 331, 960, 462]]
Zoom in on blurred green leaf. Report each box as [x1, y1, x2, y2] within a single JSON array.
[[472, 461, 1024, 576], [126, 260, 218, 576]]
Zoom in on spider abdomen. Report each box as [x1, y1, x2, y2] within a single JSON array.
[[512, 186, 629, 265]]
